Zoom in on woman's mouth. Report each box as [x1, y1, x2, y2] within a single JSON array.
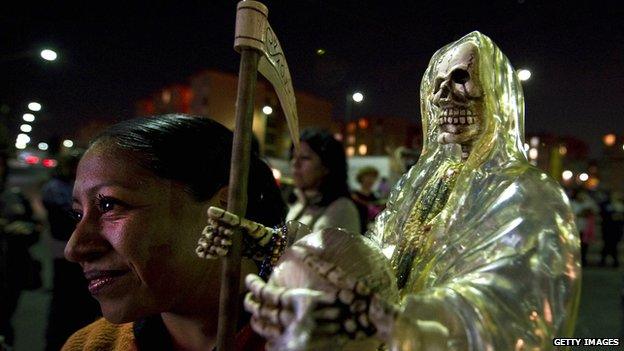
[[84, 269, 129, 295]]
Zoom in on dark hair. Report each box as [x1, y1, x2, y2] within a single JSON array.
[[356, 166, 379, 183], [294, 128, 350, 206], [91, 114, 286, 227]]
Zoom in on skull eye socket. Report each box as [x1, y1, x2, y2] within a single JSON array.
[[451, 69, 470, 84]]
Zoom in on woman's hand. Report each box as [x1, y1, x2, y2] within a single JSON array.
[[195, 206, 275, 259]]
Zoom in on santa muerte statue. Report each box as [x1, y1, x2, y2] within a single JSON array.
[[198, 31, 581, 350]]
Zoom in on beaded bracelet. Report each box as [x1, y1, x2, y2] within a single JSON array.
[[258, 224, 288, 278]]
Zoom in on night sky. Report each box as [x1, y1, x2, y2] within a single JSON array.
[[2, 0, 623, 157]]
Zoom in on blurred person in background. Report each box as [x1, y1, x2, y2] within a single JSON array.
[[286, 128, 361, 233], [42, 149, 100, 351], [599, 191, 624, 268], [287, 128, 360, 234], [351, 166, 384, 233], [571, 189, 600, 266], [0, 151, 41, 347]]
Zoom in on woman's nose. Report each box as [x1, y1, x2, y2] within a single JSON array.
[[64, 215, 108, 263]]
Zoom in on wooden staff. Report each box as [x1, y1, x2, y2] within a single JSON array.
[[217, 48, 260, 350], [217, 1, 300, 348]]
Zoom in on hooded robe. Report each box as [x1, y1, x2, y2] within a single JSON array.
[[367, 31, 580, 350]]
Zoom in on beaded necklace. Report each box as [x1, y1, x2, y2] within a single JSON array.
[[391, 161, 463, 291]]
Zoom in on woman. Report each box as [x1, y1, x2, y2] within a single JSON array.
[[62, 114, 286, 351], [286, 128, 360, 236]]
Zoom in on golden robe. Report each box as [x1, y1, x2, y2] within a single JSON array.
[[367, 31, 581, 350]]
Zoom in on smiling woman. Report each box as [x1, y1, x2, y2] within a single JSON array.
[[61, 114, 286, 351]]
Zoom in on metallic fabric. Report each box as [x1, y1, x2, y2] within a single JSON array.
[[367, 31, 581, 350]]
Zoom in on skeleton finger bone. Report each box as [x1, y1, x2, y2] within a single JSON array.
[[246, 293, 296, 328], [250, 315, 282, 339], [311, 306, 341, 321], [246, 275, 290, 307], [208, 206, 274, 249], [292, 247, 372, 295], [207, 206, 241, 226]]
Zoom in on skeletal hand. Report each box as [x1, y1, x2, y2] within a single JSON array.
[[196, 206, 274, 260], [244, 246, 399, 347]]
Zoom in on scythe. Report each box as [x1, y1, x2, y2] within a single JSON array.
[[217, 1, 299, 349]]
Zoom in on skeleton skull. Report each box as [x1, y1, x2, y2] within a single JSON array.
[[431, 42, 484, 147]]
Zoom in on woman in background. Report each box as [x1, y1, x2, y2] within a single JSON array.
[[287, 128, 360, 235]]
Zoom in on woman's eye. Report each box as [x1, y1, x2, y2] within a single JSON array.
[[96, 195, 119, 213], [69, 209, 83, 222]]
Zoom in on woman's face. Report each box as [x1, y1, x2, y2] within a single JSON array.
[[290, 141, 328, 191], [65, 143, 221, 323], [359, 173, 378, 193]]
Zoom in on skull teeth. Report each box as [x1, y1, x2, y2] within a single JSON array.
[[437, 114, 477, 126], [442, 107, 473, 117]]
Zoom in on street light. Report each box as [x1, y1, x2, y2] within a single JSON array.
[[17, 133, 31, 144], [603, 133, 616, 146], [352, 92, 364, 103], [40, 49, 58, 61], [63, 139, 74, 148], [23, 113, 35, 122], [517, 69, 531, 81], [20, 124, 32, 133], [345, 91, 364, 122], [38, 142, 49, 151], [0, 48, 59, 64], [262, 105, 273, 115], [28, 102, 42, 111]]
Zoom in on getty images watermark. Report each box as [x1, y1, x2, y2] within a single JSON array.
[[553, 338, 620, 347]]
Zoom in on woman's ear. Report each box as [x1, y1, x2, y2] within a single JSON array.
[[215, 186, 229, 208]]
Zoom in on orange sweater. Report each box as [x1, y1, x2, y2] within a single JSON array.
[[62, 318, 136, 351], [62, 317, 265, 351]]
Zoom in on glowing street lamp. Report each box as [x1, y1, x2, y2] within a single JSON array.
[[579, 173, 589, 182], [603, 133, 616, 146], [63, 139, 74, 148], [38, 142, 49, 151], [28, 102, 42, 112], [352, 92, 364, 103], [20, 124, 32, 133], [16, 133, 31, 144], [23, 113, 35, 122], [517, 69, 531, 81], [262, 105, 273, 115], [562, 170, 573, 181], [346, 91, 365, 123], [40, 49, 58, 61]]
